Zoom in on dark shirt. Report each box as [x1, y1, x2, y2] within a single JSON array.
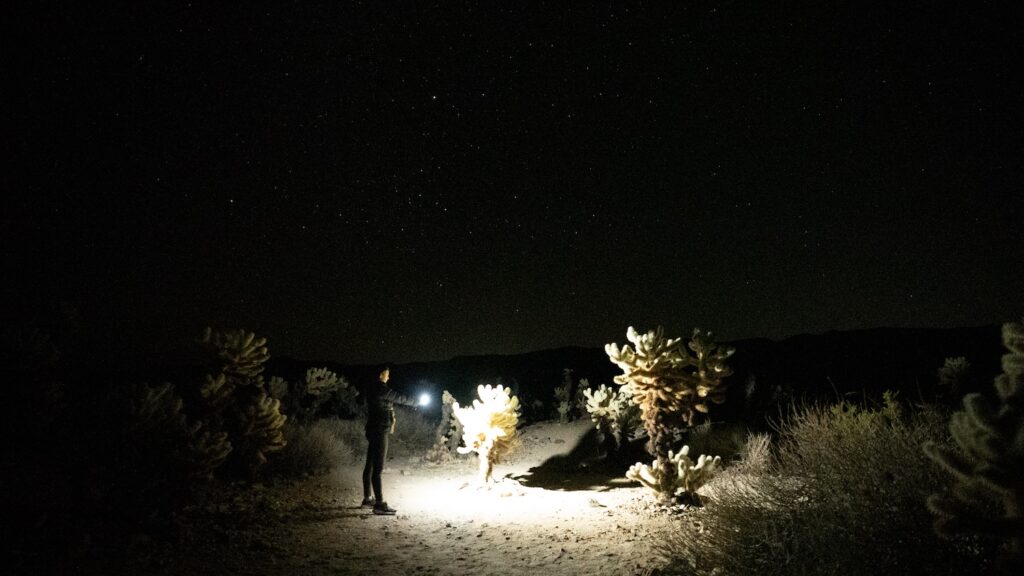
[[364, 383, 416, 431]]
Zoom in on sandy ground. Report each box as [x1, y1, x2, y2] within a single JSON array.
[[84, 420, 681, 576]]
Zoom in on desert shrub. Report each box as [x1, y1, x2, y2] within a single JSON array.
[[389, 405, 437, 459], [682, 420, 747, 464], [660, 470, 807, 576], [314, 417, 366, 463], [733, 431, 773, 475], [267, 420, 354, 478], [658, 395, 991, 576]]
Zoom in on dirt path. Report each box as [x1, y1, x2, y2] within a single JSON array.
[[85, 421, 678, 576]]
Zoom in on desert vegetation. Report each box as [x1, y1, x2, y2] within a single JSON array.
[[606, 326, 734, 503], [652, 321, 1024, 576], [2, 319, 1022, 575], [452, 384, 521, 482]]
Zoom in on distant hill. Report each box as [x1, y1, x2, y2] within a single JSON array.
[[267, 324, 1005, 426]]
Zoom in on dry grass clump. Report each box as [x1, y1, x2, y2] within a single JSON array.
[[267, 419, 356, 477], [732, 431, 772, 476], [683, 420, 748, 464], [312, 417, 366, 462], [270, 409, 457, 476], [658, 396, 995, 576]]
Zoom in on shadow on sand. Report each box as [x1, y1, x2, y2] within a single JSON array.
[[510, 427, 642, 492]]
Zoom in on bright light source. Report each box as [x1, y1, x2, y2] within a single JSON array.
[[418, 393, 431, 406]]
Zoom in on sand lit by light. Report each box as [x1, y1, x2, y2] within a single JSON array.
[[384, 421, 647, 526]]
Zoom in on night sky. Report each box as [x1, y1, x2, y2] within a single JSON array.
[[5, 2, 1022, 367]]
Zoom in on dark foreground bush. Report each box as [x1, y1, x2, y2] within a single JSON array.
[[658, 396, 997, 576]]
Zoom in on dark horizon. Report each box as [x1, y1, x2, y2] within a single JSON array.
[[5, 1, 1022, 367]]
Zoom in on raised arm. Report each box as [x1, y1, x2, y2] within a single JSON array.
[[382, 386, 417, 407]]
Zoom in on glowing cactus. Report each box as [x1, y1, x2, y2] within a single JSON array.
[[626, 445, 721, 504], [924, 320, 1024, 566], [607, 326, 733, 501], [453, 384, 521, 482], [584, 383, 621, 421]]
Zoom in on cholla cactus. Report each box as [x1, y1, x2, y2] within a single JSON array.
[[237, 391, 287, 468], [574, 378, 591, 419], [454, 384, 520, 482], [924, 320, 1024, 566], [298, 367, 346, 422], [626, 445, 721, 505], [113, 382, 193, 499], [585, 381, 638, 438], [267, 376, 289, 400], [198, 327, 269, 381], [424, 390, 462, 464], [304, 367, 342, 397], [583, 383, 627, 455], [937, 356, 972, 402], [195, 327, 282, 476], [199, 372, 234, 413], [121, 381, 235, 481], [185, 422, 232, 479], [584, 383, 622, 425], [606, 326, 733, 501], [124, 382, 188, 436], [555, 368, 573, 423], [332, 379, 361, 418], [617, 383, 644, 440]]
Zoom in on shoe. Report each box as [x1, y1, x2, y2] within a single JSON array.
[[360, 497, 375, 508], [373, 501, 397, 515]]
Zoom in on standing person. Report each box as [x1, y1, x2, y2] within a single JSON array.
[[362, 366, 417, 515]]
